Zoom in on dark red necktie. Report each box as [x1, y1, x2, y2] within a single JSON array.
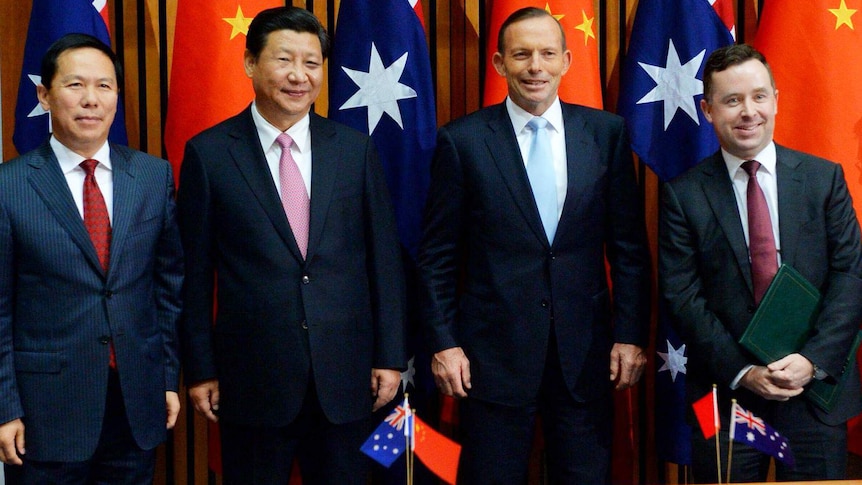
[[81, 159, 116, 368], [742, 160, 778, 305]]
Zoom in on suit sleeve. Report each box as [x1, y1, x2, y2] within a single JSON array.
[[362, 137, 408, 369], [604, 123, 651, 347], [659, 181, 752, 385], [154, 163, 184, 391], [0, 201, 24, 424], [417, 126, 464, 354], [176, 140, 218, 383], [801, 164, 862, 378]]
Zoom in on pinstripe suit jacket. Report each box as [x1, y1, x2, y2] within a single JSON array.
[[0, 141, 183, 461]]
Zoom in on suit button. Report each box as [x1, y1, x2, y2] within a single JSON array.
[[302, 275, 310, 284], [301, 320, 308, 330], [98, 335, 111, 345], [541, 299, 550, 308], [104, 290, 113, 298]]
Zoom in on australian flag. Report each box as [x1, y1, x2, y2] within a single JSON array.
[[13, 0, 128, 154], [361, 399, 412, 467], [328, 0, 436, 259], [730, 401, 795, 467], [617, 0, 734, 465]]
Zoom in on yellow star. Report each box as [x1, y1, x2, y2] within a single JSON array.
[[544, 4, 564, 22], [223, 5, 254, 40], [574, 10, 596, 45], [829, 0, 857, 30]]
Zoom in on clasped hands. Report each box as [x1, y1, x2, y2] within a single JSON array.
[[740, 353, 816, 401]]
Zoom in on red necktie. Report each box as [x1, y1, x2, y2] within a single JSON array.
[[276, 133, 310, 259], [80, 159, 116, 368], [742, 160, 778, 305]]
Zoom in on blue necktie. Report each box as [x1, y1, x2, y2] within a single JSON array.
[[526, 117, 558, 242]]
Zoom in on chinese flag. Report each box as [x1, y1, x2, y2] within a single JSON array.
[[414, 415, 461, 485], [164, 0, 281, 184], [692, 389, 719, 440], [482, 0, 602, 108], [754, 0, 862, 455]]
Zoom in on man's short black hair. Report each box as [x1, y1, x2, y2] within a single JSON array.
[[246, 6, 330, 60], [41, 33, 123, 90]]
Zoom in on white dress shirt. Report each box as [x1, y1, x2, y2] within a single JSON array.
[[251, 101, 313, 197], [52, 136, 114, 224]]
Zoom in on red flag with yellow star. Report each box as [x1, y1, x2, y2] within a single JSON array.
[[482, 0, 602, 108], [754, 0, 862, 456], [164, 0, 281, 183]]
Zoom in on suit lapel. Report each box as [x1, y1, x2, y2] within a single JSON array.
[[555, 105, 601, 244], [26, 143, 104, 274], [228, 108, 305, 262], [700, 153, 755, 294], [775, 146, 806, 266], [108, 144, 135, 277], [306, 113, 338, 263], [483, 105, 549, 246]]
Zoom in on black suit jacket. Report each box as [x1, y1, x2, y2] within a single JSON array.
[[417, 102, 651, 406], [660, 145, 862, 425], [0, 142, 183, 461], [177, 107, 406, 426]]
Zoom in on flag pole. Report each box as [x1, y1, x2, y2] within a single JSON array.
[[404, 394, 413, 485], [726, 399, 737, 484], [712, 385, 721, 484]]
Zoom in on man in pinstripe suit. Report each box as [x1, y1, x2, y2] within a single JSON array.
[[0, 34, 183, 484]]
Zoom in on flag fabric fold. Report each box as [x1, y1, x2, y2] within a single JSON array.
[[482, 0, 602, 109], [328, 0, 436, 258], [13, 0, 128, 154], [618, 0, 734, 465], [730, 401, 795, 467], [164, 0, 280, 184], [692, 387, 719, 439]]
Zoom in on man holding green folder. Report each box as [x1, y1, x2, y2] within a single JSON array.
[[660, 44, 862, 482]]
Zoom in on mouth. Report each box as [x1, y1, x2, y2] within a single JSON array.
[[76, 116, 103, 124], [282, 88, 308, 98], [521, 79, 548, 89], [735, 121, 762, 135]]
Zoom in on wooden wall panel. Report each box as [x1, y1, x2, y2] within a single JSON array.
[[0, 1, 764, 483]]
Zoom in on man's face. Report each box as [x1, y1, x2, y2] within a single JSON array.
[[701, 59, 778, 160], [245, 29, 323, 131], [36, 47, 118, 158], [492, 15, 571, 116]]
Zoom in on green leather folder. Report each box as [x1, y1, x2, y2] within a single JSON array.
[[739, 264, 861, 412]]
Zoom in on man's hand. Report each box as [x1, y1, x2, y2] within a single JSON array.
[[166, 391, 181, 429], [188, 379, 220, 422], [740, 365, 805, 401], [431, 347, 471, 398], [767, 353, 815, 390], [371, 369, 401, 411], [610, 343, 647, 390], [0, 418, 25, 465]]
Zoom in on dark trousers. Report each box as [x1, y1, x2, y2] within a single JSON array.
[[457, 339, 613, 485], [4, 370, 156, 485], [220, 382, 372, 485], [691, 396, 848, 483]]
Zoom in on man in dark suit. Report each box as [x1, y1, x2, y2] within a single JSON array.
[[0, 34, 183, 484], [660, 44, 862, 481], [176, 7, 406, 484], [417, 7, 651, 484]]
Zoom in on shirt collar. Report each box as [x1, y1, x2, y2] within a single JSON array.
[[722, 142, 777, 179], [505, 97, 564, 135], [50, 136, 112, 175], [251, 101, 311, 154]]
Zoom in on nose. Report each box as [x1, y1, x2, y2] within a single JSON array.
[[528, 52, 542, 73], [81, 85, 99, 106], [287, 62, 308, 83]]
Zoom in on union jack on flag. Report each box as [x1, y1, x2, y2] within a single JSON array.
[[385, 403, 409, 431], [729, 401, 795, 467]]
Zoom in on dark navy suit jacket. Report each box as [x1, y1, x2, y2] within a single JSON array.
[[417, 102, 651, 406], [177, 108, 406, 427], [0, 142, 183, 461], [660, 145, 862, 426]]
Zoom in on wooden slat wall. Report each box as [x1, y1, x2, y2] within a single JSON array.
[[0, 1, 760, 483]]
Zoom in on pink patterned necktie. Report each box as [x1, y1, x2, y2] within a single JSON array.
[[742, 160, 778, 305], [80, 159, 116, 368], [276, 133, 309, 259]]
